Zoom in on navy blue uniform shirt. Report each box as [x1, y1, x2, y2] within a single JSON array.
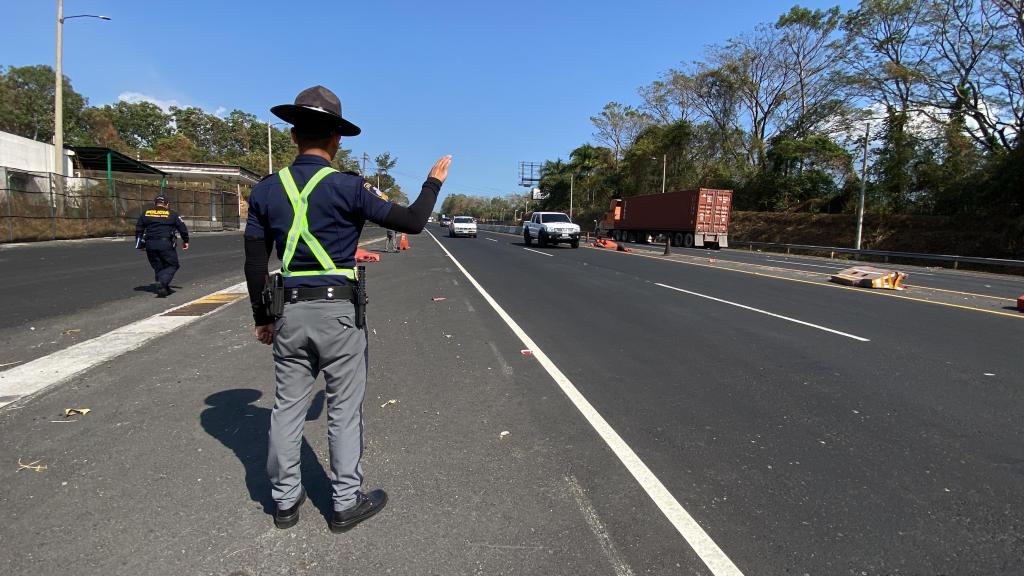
[[245, 154, 393, 287], [135, 206, 189, 251]]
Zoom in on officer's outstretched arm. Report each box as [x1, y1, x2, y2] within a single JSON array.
[[375, 155, 451, 234]]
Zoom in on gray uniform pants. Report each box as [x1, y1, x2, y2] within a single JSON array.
[[268, 299, 367, 512], [385, 229, 397, 252]]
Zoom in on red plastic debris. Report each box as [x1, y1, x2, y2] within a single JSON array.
[[355, 248, 380, 262], [1017, 294, 1023, 312], [520, 349, 533, 357], [431, 297, 447, 302]]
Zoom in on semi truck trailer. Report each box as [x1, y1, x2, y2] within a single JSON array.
[[597, 188, 732, 248]]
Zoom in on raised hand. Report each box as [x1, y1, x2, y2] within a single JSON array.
[[428, 155, 452, 183]]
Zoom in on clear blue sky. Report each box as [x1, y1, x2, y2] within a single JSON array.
[[2, 0, 856, 204]]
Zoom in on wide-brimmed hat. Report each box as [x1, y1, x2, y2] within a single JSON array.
[[270, 85, 361, 136]]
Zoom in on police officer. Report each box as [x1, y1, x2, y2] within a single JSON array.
[[135, 194, 189, 298], [385, 228, 398, 252], [243, 85, 450, 532]]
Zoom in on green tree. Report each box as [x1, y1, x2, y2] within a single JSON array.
[[0, 64, 87, 143], [106, 100, 171, 150]]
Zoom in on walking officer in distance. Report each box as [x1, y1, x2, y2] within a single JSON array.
[[243, 85, 451, 532], [135, 194, 189, 298]]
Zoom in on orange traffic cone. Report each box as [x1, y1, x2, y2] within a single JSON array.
[[398, 233, 410, 250]]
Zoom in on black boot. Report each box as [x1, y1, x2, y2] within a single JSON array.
[[329, 489, 388, 533], [274, 490, 306, 529]]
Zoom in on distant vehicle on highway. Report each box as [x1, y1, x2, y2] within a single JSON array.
[[523, 212, 580, 248], [597, 189, 731, 248], [449, 216, 477, 238], [439, 215, 452, 227]]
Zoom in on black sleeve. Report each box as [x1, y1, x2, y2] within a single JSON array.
[[378, 177, 442, 233], [244, 235, 275, 325], [135, 213, 145, 236], [175, 212, 189, 243]]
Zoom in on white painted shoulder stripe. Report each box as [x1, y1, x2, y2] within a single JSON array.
[[426, 230, 744, 576], [0, 280, 249, 409]]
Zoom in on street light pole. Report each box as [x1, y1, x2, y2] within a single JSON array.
[[54, 0, 63, 176], [53, 4, 110, 177], [855, 124, 870, 250]]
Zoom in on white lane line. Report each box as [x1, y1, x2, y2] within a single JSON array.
[[655, 282, 870, 342], [523, 247, 553, 257], [485, 238, 498, 242], [427, 230, 744, 576], [0, 280, 249, 409]]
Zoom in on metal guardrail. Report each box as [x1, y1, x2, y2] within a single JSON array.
[[731, 240, 1024, 270]]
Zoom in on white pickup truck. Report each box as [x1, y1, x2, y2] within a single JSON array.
[[523, 212, 581, 248]]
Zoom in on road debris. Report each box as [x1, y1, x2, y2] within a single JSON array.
[[499, 430, 510, 438], [520, 349, 533, 357], [61, 329, 81, 335], [64, 408, 90, 417], [431, 296, 447, 302], [17, 458, 47, 472], [380, 399, 398, 408]]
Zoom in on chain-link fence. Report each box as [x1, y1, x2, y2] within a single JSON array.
[[0, 166, 240, 243]]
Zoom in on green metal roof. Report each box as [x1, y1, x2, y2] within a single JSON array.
[[69, 147, 167, 175]]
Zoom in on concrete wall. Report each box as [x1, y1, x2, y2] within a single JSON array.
[[0, 131, 73, 175]]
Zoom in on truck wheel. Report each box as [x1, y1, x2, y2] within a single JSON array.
[[538, 231, 548, 247], [523, 231, 532, 246], [570, 239, 579, 249], [683, 233, 695, 248], [625, 231, 635, 243], [672, 232, 683, 247]]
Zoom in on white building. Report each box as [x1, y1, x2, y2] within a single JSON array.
[[0, 130, 73, 175]]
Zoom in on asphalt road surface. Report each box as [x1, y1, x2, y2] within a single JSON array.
[[1, 225, 1021, 575]]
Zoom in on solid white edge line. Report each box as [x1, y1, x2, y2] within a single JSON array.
[[655, 282, 870, 342], [522, 247, 553, 257], [485, 238, 498, 242], [426, 230, 745, 576], [0, 280, 250, 409]]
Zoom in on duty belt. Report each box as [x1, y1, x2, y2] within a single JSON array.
[[284, 285, 355, 304]]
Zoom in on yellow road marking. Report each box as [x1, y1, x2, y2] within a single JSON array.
[[194, 293, 246, 304], [475, 227, 1021, 318], [581, 244, 1024, 320]]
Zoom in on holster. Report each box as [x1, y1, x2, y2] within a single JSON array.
[[354, 265, 367, 328], [261, 273, 285, 319]]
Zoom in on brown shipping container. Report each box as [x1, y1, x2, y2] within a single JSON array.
[[613, 189, 731, 247]]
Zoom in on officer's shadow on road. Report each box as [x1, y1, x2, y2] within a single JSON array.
[[200, 388, 333, 521], [133, 284, 182, 295]]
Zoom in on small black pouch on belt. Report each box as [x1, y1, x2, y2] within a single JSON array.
[[262, 273, 285, 319], [354, 265, 367, 328]]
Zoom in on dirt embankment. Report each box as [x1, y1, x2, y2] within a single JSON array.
[[730, 212, 1024, 259]]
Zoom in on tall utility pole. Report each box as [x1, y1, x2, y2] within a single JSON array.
[[661, 154, 667, 194], [54, 3, 109, 177], [54, 0, 63, 177], [267, 122, 273, 174], [855, 124, 870, 250], [569, 174, 574, 219], [361, 152, 370, 177]]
